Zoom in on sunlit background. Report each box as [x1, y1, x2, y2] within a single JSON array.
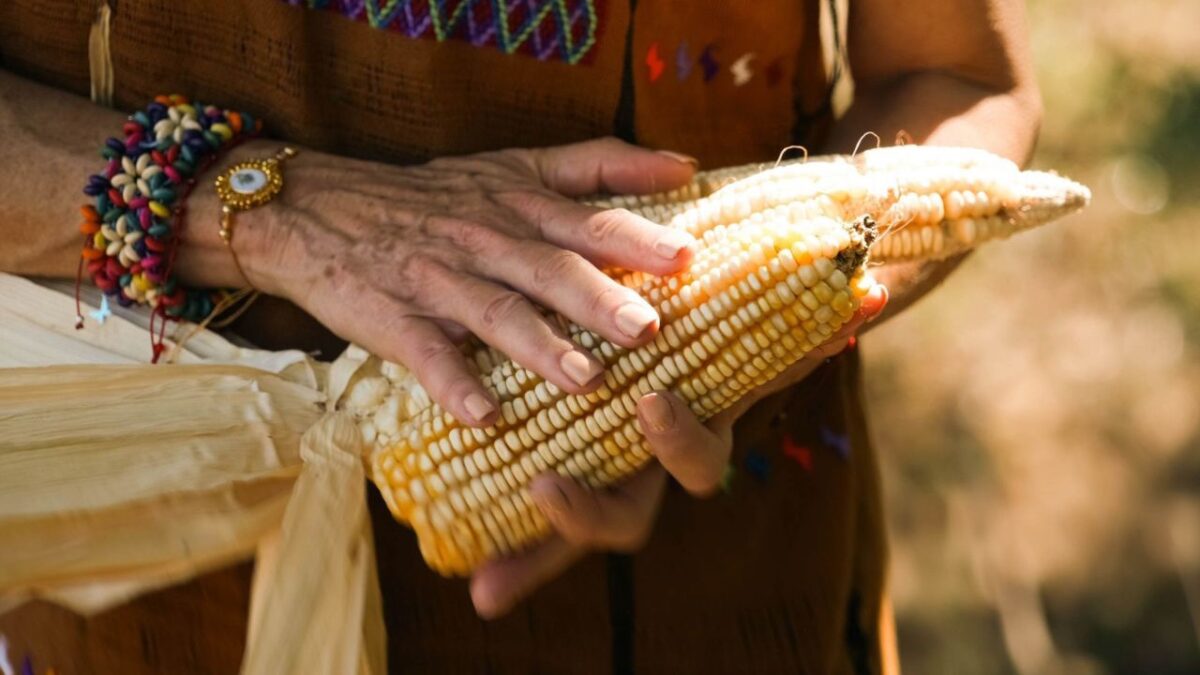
[[863, 0, 1200, 672]]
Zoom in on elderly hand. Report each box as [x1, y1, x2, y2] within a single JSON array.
[[468, 282, 888, 618], [188, 137, 697, 426]]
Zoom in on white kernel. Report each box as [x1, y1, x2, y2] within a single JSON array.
[[798, 265, 819, 288]]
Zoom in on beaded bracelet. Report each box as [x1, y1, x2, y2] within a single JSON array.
[[77, 95, 261, 335]]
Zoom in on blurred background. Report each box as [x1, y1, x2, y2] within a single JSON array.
[[862, 0, 1200, 672]]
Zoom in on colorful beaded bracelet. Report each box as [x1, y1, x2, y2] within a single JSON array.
[[78, 95, 261, 331]]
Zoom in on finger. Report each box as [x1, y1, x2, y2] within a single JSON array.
[[422, 265, 607, 395], [420, 207, 686, 333], [469, 536, 582, 620], [528, 466, 667, 551], [430, 317, 471, 343], [862, 280, 889, 321], [504, 194, 695, 275], [530, 136, 698, 197], [476, 240, 661, 348], [636, 392, 732, 496], [312, 283, 500, 427], [387, 319, 503, 424]]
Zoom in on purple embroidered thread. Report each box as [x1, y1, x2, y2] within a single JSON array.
[[699, 44, 720, 82], [283, 0, 604, 64], [820, 426, 851, 460], [675, 40, 693, 80]]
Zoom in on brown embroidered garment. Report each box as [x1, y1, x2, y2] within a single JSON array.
[[0, 1, 891, 672]]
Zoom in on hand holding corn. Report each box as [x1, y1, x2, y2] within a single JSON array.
[[340, 144, 1089, 578], [466, 287, 886, 617], [218, 137, 700, 425]]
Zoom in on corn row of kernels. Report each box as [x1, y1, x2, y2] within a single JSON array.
[[669, 167, 874, 239], [624, 213, 862, 326], [692, 270, 872, 415]]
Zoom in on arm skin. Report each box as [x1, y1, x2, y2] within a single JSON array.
[[0, 68, 283, 287], [0, 69, 126, 278]]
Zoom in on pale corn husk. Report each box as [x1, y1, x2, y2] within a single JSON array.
[[242, 413, 386, 675], [0, 273, 384, 674], [2, 275, 322, 386], [0, 360, 325, 608]]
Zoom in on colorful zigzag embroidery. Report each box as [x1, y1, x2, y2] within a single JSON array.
[[284, 0, 604, 65]]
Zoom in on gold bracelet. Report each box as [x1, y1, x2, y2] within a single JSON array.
[[214, 146, 299, 287]]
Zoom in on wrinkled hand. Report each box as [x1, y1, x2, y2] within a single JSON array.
[[224, 138, 697, 425], [469, 283, 888, 618]]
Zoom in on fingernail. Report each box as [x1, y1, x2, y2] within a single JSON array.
[[463, 393, 496, 422], [867, 286, 889, 322], [641, 393, 675, 433], [615, 302, 658, 339], [653, 230, 694, 260], [560, 350, 603, 387], [656, 149, 700, 168], [471, 584, 504, 620], [530, 482, 570, 519]]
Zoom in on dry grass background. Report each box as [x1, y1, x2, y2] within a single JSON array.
[[862, 1, 1200, 672]]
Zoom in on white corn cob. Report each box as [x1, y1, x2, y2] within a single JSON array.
[[594, 144, 1091, 263]]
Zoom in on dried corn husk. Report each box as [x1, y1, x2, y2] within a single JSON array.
[[242, 413, 386, 675], [0, 273, 383, 673]]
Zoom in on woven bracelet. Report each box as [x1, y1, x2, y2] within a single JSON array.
[[78, 95, 261, 329]]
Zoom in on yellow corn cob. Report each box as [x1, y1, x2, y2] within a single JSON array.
[[346, 145, 1089, 576], [351, 213, 880, 575]]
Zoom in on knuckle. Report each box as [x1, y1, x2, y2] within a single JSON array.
[[587, 283, 625, 318], [655, 443, 688, 470], [559, 519, 599, 548], [401, 252, 446, 286], [503, 188, 548, 216], [386, 254, 447, 308], [594, 136, 625, 152], [584, 209, 629, 245], [480, 291, 528, 329], [433, 217, 502, 255], [412, 337, 458, 365], [411, 356, 469, 404], [533, 248, 586, 291]]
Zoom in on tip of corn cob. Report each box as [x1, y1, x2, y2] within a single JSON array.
[[867, 162, 1091, 262]]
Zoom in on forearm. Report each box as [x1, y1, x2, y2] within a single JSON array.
[[0, 68, 127, 277], [822, 71, 1042, 326], [0, 68, 281, 287]]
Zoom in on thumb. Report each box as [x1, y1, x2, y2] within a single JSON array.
[[531, 136, 698, 197]]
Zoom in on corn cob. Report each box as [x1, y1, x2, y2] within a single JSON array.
[[345, 145, 1089, 576], [592, 145, 1091, 263]]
